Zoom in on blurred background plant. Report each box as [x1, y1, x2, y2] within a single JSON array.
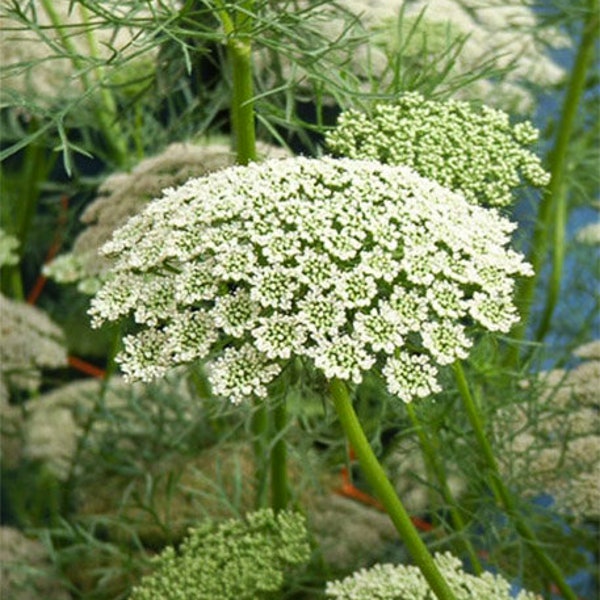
[[0, 0, 598, 598]]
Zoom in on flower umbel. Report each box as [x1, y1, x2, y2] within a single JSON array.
[[326, 92, 550, 208], [130, 509, 310, 600], [326, 552, 541, 600], [90, 157, 531, 403]]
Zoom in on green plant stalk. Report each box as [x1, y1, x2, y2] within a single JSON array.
[[0, 121, 56, 298], [219, 1, 270, 512], [533, 2, 599, 345], [78, 3, 129, 164], [405, 403, 483, 575], [38, 0, 128, 166], [252, 400, 269, 509], [270, 398, 289, 512], [452, 362, 577, 600], [509, 1, 599, 360], [329, 378, 456, 600], [216, 0, 257, 164], [229, 39, 256, 164]]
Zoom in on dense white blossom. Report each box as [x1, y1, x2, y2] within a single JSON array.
[[371, 1, 566, 110], [0, 294, 67, 393], [326, 93, 549, 208], [22, 372, 199, 480], [45, 141, 288, 293], [497, 344, 600, 519], [90, 157, 531, 403], [575, 220, 600, 245], [326, 552, 541, 599]]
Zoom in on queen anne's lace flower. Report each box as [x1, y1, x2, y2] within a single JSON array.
[[326, 552, 541, 599], [90, 157, 531, 403], [44, 141, 288, 293], [326, 92, 549, 208], [497, 344, 600, 520], [1, 294, 67, 393]]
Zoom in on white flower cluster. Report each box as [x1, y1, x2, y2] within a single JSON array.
[[89, 157, 532, 403], [310, 494, 397, 570], [384, 436, 465, 514], [575, 219, 600, 246], [325, 552, 541, 599], [0, 294, 68, 394], [45, 141, 288, 294], [326, 92, 549, 208], [497, 342, 600, 520]]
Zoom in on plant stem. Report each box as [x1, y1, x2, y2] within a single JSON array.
[[252, 400, 269, 509], [533, 1, 599, 345], [216, 0, 257, 164], [329, 378, 456, 600], [509, 1, 599, 362], [405, 403, 483, 575], [452, 362, 577, 600], [0, 120, 55, 299], [270, 397, 289, 511]]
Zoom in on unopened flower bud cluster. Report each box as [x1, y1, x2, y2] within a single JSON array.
[[90, 157, 531, 404], [326, 92, 549, 208], [130, 509, 310, 600]]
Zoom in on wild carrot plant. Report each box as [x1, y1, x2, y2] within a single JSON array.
[[0, 1, 598, 599]]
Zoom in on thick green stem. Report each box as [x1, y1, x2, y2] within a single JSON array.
[[228, 39, 256, 164], [509, 1, 599, 362], [252, 401, 269, 509], [405, 403, 483, 575], [216, 0, 256, 164], [452, 362, 577, 600], [270, 398, 289, 512], [329, 378, 456, 600], [0, 122, 55, 299]]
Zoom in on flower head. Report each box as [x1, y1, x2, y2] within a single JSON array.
[[130, 509, 310, 600], [1, 294, 67, 394], [326, 92, 549, 208], [90, 157, 531, 403], [45, 141, 288, 293], [326, 552, 541, 599], [497, 344, 600, 520]]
